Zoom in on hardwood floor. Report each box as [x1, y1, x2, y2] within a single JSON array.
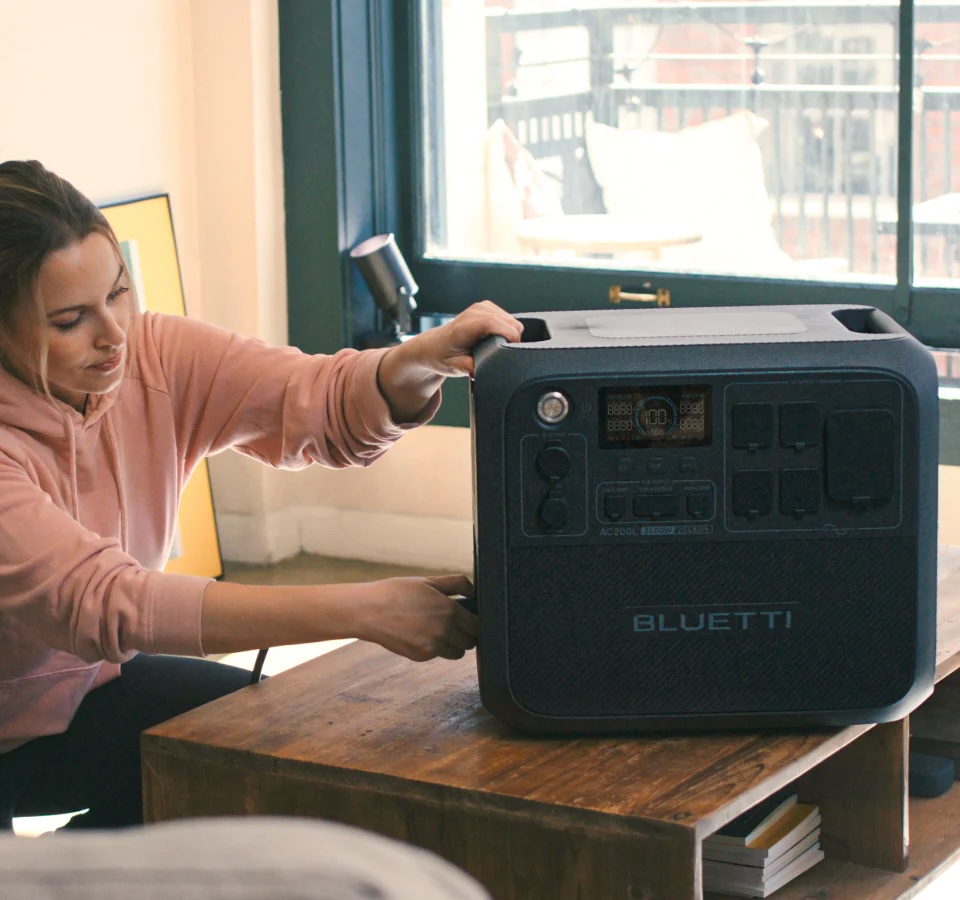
[[222, 552, 444, 588]]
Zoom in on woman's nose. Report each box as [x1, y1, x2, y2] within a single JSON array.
[[95, 311, 126, 348]]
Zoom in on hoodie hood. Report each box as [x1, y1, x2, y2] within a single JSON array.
[[0, 355, 125, 438], [0, 354, 127, 531]]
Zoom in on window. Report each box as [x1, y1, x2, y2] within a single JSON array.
[[277, 1, 959, 355], [405, 0, 960, 347]]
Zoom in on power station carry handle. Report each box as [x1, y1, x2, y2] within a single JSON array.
[[866, 308, 909, 335]]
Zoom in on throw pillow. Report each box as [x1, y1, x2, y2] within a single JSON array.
[[585, 111, 793, 272]]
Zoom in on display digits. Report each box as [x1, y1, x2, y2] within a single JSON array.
[[599, 386, 711, 448]]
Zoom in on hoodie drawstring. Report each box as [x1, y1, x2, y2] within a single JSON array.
[[67, 410, 127, 550], [102, 417, 127, 550], [65, 416, 81, 520]]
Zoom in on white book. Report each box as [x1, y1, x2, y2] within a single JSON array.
[[703, 824, 820, 867], [703, 831, 821, 889], [703, 845, 825, 898]]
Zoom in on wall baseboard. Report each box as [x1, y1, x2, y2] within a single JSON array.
[[215, 506, 474, 573]]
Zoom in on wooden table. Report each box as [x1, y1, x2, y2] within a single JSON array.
[[143, 546, 960, 899], [514, 213, 702, 260]]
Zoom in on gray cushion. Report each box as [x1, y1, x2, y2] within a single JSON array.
[[0, 816, 490, 899]]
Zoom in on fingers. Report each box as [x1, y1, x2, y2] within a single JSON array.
[[424, 574, 479, 637], [424, 586, 479, 660], [399, 301, 522, 383], [452, 301, 524, 347], [455, 606, 479, 638], [448, 617, 478, 646], [443, 303, 523, 379], [426, 573, 474, 597], [435, 625, 478, 661], [375, 574, 479, 663], [475, 302, 524, 343]]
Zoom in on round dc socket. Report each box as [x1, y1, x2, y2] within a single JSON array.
[[537, 391, 570, 425]]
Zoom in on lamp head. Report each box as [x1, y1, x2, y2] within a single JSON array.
[[350, 233, 418, 336]]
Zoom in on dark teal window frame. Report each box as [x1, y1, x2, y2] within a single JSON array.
[[279, 1, 960, 380]]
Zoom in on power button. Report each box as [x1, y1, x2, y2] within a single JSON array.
[[537, 391, 570, 425]]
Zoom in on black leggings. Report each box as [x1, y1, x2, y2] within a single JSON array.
[[0, 654, 251, 831]]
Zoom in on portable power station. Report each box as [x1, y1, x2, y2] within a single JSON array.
[[470, 304, 938, 733]]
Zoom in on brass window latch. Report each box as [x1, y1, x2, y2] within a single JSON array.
[[609, 285, 671, 307]]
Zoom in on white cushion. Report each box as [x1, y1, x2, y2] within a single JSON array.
[[585, 112, 793, 272]]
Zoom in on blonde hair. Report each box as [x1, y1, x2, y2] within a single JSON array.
[[0, 160, 125, 398]]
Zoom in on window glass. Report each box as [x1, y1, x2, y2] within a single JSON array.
[[419, 1, 950, 286], [911, 7, 960, 286]]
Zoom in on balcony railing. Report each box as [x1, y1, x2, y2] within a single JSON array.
[[484, 2, 960, 278]]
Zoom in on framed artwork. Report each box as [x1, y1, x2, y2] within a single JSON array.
[[100, 195, 223, 580]]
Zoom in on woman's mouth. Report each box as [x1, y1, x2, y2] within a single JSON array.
[[89, 352, 123, 373]]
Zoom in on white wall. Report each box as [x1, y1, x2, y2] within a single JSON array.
[[1, 0, 475, 573], [1, 0, 202, 307]]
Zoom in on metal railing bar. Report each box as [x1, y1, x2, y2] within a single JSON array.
[[870, 94, 881, 272], [486, 2, 960, 33], [843, 94, 857, 268]]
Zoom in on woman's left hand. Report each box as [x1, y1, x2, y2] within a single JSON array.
[[377, 301, 523, 422]]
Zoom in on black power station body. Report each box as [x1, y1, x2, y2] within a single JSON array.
[[470, 305, 939, 733]]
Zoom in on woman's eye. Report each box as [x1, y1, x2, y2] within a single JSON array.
[[107, 286, 129, 302], [53, 317, 83, 332]]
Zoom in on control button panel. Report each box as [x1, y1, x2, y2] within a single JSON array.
[[597, 481, 715, 524], [507, 375, 905, 545], [520, 434, 588, 537], [724, 379, 902, 533]]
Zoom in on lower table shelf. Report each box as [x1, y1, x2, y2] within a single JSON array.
[[707, 783, 960, 900]]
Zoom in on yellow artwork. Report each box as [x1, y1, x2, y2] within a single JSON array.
[[101, 195, 223, 580]]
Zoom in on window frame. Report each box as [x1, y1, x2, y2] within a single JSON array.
[[279, 0, 960, 359]]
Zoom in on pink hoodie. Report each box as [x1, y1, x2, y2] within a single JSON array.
[[0, 311, 437, 752]]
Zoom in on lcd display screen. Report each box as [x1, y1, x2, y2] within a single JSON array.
[[600, 386, 712, 448]]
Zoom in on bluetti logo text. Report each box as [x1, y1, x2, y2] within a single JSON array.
[[628, 605, 796, 637]]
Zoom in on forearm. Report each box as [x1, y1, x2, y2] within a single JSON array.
[[376, 342, 443, 424], [200, 580, 372, 655], [374, 301, 523, 423], [199, 573, 478, 663]]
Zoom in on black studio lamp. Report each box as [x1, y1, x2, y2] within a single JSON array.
[[350, 233, 419, 346]]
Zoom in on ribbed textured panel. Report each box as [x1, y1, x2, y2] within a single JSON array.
[[506, 539, 917, 717]]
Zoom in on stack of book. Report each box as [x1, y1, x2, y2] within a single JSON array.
[[702, 789, 824, 897]]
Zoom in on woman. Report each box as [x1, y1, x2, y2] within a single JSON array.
[[0, 160, 523, 830]]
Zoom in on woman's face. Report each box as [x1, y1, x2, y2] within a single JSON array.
[[21, 232, 133, 411]]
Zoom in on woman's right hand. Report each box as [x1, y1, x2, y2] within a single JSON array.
[[200, 575, 478, 660], [357, 574, 479, 661]]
